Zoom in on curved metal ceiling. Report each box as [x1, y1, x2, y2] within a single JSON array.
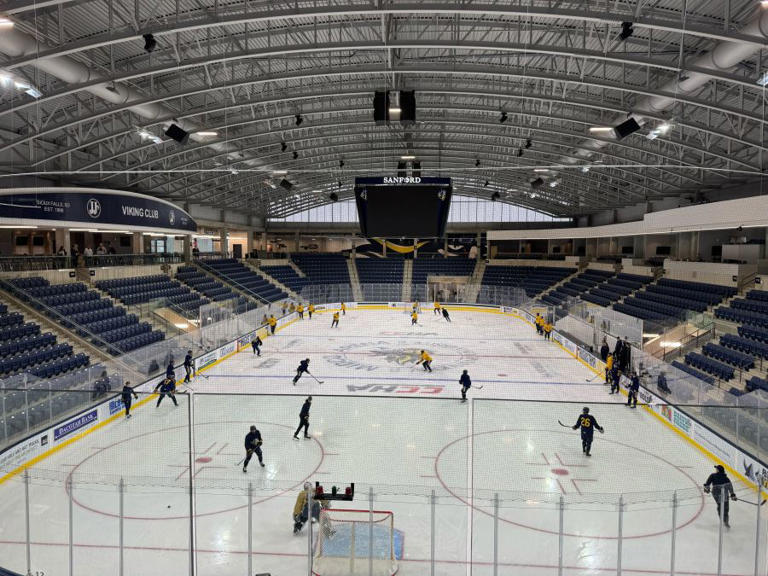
[[0, 0, 766, 219]]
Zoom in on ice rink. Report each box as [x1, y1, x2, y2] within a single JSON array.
[[0, 306, 765, 576]]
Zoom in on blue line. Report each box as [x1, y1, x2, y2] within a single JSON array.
[[205, 374, 601, 386]]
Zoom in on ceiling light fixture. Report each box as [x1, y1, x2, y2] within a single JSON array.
[[0, 17, 14, 28], [533, 168, 550, 173], [196, 131, 218, 137], [581, 166, 591, 173], [401, 155, 416, 160], [388, 107, 402, 114], [272, 170, 287, 176], [589, 126, 614, 133]]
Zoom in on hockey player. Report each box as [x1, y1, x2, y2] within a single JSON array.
[[535, 313, 543, 335], [572, 407, 604, 456], [442, 307, 451, 322], [340, 302, 346, 316], [121, 381, 139, 418], [166, 359, 176, 382], [543, 322, 552, 340], [610, 367, 621, 395], [704, 464, 737, 527], [331, 311, 339, 328], [411, 310, 418, 325], [605, 353, 614, 386], [297, 303, 305, 319], [293, 396, 312, 439], [308, 304, 315, 319], [627, 371, 640, 408], [459, 370, 471, 402], [243, 425, 265, 472], [418, 350, 433, 372], [154, 377, 178, 407], [434, 301, 441, 315], [268, 315, 277, 335], [293, 483, 334, 536], [183, 350, 194, 383], [251, 334, 263, 356], [281, 301, 288, 316], [293, 358, 311, 385]]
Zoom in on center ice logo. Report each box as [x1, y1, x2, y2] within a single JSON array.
[[324, 342, 477, 372]]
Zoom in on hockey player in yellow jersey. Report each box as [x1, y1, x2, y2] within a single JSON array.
[[308, 304, 315, 319], [433, 301, 441, 315], [417, 350, 433, 372], [411, 310, 418, 325], [331, 311, 340, 328], [297, 304, 304, 319]]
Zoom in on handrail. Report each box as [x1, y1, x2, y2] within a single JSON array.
[[83, 253, 184, 268], [0, 255, 73, 272], [194, 258, 271, 307]]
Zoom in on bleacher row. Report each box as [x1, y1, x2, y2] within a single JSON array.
[[96, 275, 209, 312], [202, 259, 286, 302], [0, 297, 90, 379], [581, 274, 653, 307], [542, 269, 614, 306], [481, 265, 575, 299], [258, 265, 309, 293], [291, 253, 351, 286], [9, 277, 164, 354], [175, 266, 248, 313]]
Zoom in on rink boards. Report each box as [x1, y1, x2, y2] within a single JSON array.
[[0, 301, 764, 494]]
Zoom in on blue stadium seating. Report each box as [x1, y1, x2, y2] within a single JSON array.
[[175, 266, 247, 311], [291, 253, 351, 286], [258, 265, 310, 293], [746, 376, 768, 393], [720, 333, 768, 359], [480, 265, 575, 298], [702, 342, 754, 370], [671, 360, 716, 385], [9, 277, 164, 355], [200, 259, 286, 302], [356, 259, 405, 285], [684, 352, 735, 381], [96, 275, 209, 312]]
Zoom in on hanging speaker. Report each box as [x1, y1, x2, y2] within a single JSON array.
[[279, 179, 293, 191], [400, 90, 416, 124], [397, 162, 407, 178], [614, 118, 641, 140], [165, 124, 189, 144], [530, 177, 544, 189], [412, 161, 421, 178], [373, 91, 390, 124]]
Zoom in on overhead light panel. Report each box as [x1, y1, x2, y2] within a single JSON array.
[[137, 129, 162, 144], [196, 131, 218, 137], [400, 155, 416, 160], [589, 126, 614, 133], [0, 17, 14, 28], [143, 33, 157, 53], [533, 168, 551, 173], [272, 170, 288, 176], [581, 166, 590, 173], [0, 225, 37, 229], [388, 107, 402, 114], [549, 180, 559, 188]]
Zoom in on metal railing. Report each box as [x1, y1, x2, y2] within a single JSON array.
[[83, 253, 184, 268]]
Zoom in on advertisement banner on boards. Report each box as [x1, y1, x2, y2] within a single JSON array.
[[196, 350, 218, 372], [54, 409, 98, 443], [219, 341, 236, 359], [578, 348, 599, 370], [0, 432, 50, 472], [0, 189, 196, 231], [694, 422, 737, 467], [238, 331, 256, 351]]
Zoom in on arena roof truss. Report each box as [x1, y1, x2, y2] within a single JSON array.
[[0, 0, 765, 219]]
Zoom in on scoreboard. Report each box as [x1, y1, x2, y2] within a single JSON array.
[[354, 177, 452, 238]]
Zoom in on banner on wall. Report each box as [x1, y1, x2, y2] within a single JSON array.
[[0, 189, 196, 232]]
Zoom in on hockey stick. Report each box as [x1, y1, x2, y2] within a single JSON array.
[[309, 373, 324, 385], [736, 498, 767, 507], [235, 457, 245, 467], [585, 373, 601, 383], [474, 385, 484, 390], [557, 420, 571, 428]]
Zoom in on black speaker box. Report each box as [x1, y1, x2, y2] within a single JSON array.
[[614, 118, 641, 139], [400, 90, 416, 124], [373, 91, 390, 124], [279, 179, 293, 191], [165, 123, 189, 144]]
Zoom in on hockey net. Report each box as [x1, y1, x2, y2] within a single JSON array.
[[313, 509, 398, 576]]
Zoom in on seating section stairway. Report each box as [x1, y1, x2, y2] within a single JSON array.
[[175, 266, 247, 312], [479, 265, 576, 301], [542, 269, 614, 306]]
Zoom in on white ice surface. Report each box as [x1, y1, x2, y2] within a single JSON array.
[[0, 308, 765, 576]]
